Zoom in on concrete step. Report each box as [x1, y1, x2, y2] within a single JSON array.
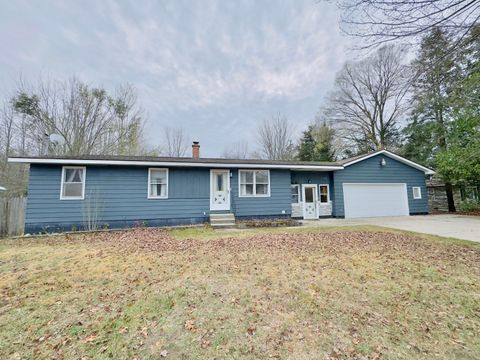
[[211, 222, 236, 228], [210, 214, 235, 221], [210, 213, 235, 218], [210, 213, 236, 228], [210, 218, 236, 225]]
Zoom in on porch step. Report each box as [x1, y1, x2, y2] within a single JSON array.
[[210, 213, 236, 228]]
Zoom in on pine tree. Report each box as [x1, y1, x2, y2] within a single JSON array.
[[297, 126, 316, 161], [314, 122, 336, 162], [297, 123, 336, 162], [436, 27, 480, 187], [406, 27, 459, 211]]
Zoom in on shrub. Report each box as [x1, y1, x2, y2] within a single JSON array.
[[459, 200, 480, 212], [238, 218, 301, 228]]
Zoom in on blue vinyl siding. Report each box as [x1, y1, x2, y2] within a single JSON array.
[[332, 154, 428, 217], [291, 171, 333, 202], [25, 165, 293, 232], [230, 169, 292, 217], [25, 165, 211, 232]]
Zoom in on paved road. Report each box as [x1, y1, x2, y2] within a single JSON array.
[[302, 214, 480, 242]]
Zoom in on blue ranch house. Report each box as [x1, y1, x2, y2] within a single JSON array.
[[8, 142, 434, 234]]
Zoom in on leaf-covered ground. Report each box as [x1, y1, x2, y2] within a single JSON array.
[[1, 226, 479, 359]]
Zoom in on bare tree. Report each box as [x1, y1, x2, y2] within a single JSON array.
[[336, 0, 480, 49], [1, 76, 151, 196], [0, 100, 29, 196], [162, 126, 189, 157], [257, 113, 296, 160], [221, 140, 250, 159], [323, 45, 410, 154], [0, 102, 16, 163], [11, 77, 148, 156]]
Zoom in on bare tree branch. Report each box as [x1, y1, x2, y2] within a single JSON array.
[[162, 126, 189, 157], [11, 76, 148, 156], [256, 113, 296, 160], [322, 45, 411, 154], [335, 0, 480, 49], [221, 140, 250, 159]]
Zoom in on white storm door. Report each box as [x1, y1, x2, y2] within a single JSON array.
[[210, 170, 230, 211], [302, 185, 318, 219]]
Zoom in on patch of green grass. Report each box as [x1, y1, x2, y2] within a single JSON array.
[[0, 226, 479, 359], [171, 223, 385, 240]]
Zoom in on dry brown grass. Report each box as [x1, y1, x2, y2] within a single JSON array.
[[1, 226, 479, 359]]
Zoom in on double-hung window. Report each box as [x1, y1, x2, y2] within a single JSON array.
[[239, 170, 270, 197], [148, 168, 168, 199], [412, 186, 422, 199], [319, 184, 329, 203], [61, 166, 86, 200], [291, 184, 300, 203]]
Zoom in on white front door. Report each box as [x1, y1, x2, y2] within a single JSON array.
[[302, 184, 318, 219], [210, 170, 230, 211]]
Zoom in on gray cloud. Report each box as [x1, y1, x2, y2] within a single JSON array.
[[0, 0, 351, 156]]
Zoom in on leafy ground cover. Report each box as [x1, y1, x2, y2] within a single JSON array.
[[0, 225, 479, 359]]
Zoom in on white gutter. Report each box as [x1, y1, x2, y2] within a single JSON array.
[[8, 157, 344, 171]]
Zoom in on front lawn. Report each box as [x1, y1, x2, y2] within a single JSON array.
[[1, 226, 479, 359]]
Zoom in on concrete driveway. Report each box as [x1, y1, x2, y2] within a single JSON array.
[[302, 214, 480, 242]]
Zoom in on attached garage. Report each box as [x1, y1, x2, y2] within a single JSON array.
[[343, 183, 409, 219]]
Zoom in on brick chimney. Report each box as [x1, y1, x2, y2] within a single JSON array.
[[192, 141, 200, 159]]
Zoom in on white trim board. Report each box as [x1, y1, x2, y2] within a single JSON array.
[[341, 150, 435, 175], [8, 150, 434, 174], [8, 157, 343, 171]]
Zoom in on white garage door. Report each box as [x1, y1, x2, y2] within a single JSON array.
[[343, 183, 409, 219]]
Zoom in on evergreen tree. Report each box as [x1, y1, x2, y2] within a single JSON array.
[[314, 122, 336, 162], [437, 28, 480, 187], [297, 126, 317, 161], [297, 123, 336, 162], [404, 27, 459, 211]]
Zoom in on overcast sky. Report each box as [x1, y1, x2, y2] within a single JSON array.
[[0, 0, 352, 157]]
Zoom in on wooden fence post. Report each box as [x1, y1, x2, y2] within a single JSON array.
[[0, 197, 26, 238]]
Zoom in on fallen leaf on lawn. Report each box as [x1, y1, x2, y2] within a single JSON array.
[[184, 320, 196, 332], [84, 334, 97, 343]]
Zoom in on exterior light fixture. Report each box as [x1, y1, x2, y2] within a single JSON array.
[[380, 158, 387, 167]]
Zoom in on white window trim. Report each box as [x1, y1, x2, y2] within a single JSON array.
[[238, 169, 271, 197], [291, 184, 300, 204], [412, 186, 422, 199], [60, 166, 86, 200], [148, 168, 169, 199], [319, 184, 330, 204]]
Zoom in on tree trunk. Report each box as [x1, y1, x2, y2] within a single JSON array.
[[445, 182, 456, 212]]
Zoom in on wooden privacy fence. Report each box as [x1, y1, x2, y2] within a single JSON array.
[[0, 197, 26, 237]]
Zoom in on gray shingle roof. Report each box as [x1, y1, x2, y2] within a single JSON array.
[[8, 154, 340, 166]]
